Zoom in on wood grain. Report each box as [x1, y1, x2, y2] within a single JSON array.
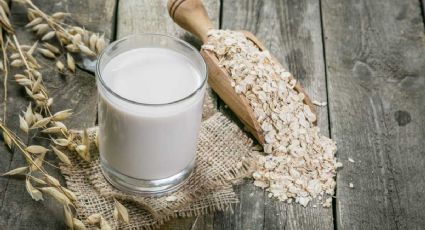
[[116, 0, 220, 228], [322, 0, 425, 229], [117, 0, 219, 121], [0, 0, 117, 229], [218, 0, 333, 229]]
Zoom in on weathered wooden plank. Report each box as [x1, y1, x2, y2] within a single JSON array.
[[422, 1, 425, 25], [214, 183, 265, 230], [117, 0, 219, 121], [218, 0, 333, 229], [322, 0, 425, 229], [0, 0, 117, 229], [116, 0, 219, 229]]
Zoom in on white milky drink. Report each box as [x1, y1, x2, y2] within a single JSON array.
[[96, 35, 207, 193]]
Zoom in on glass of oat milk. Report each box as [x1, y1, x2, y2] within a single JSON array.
[[96, 34, 207, 194]]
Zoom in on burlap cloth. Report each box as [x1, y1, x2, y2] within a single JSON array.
[[60, 112, 259, 229]]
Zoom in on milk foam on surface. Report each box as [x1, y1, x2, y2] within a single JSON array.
[[102, 47, 202, 104], [98, 47, 205, 180]]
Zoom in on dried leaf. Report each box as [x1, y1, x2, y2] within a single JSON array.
[[51, 146, 71, 165], [26, 10, 37, 21], [40, 187, 71, 205], [78, 44, 96, 56], [89, 33, 97, 51], [63, 205, 73, 229], [53, 121, 67, 131], [56, 60, 64, 72], [25, 17, 42, 28], [25, 86, 33, 97], [16, 78, 32, 86], [42, 42, 60, 54], [30, 152, 45, 171], [41, 30, 55, 41], [26, 145, 48, 155], [14, 74, 27, 80], [26, 54, 41, 68], [10, 52, 20, 59], [47, 98, 54, 107], [10, 59, 24, 68], [30, 176, 46, 185], [2, 166, 28, 176], [61, 186, 77, 202], [86, 213, 101, 225], [45, 174, 61, 187], [52, 12, 69, 21], [26, 179, 43, 201], [52, 109, 72, 121], [67, 53, 75, 73], [3, 131, 12, 149], [66, 44, 79, 53], [34, 112, 43, 121], [30, 68, 42, 78], [113, 199, 129, 223], [24, 103, 34, 125], [70, 26, 84, 34], [35, 24, 49, 36], [73, 218, 86, 230], [52, 138, 70, 147], [82, 30, 90, 45], [27, 41, 39, 56], [100, 217, 112, 230], [76, 145, 89, 162], [32, 75, 42, 93], [38, 48, 56, 59], [56, 31, 70, 44], [19, 115, 29, 133], [95, 34, 105, 53], [41, 126, 62, 134], [0, 5, 13, 34], [0, 0, 10, 15], [31, 117, 51, 128], [32, 23, 48, 32], [71, 34, 82, 44]]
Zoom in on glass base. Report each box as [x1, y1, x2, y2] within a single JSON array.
[[100, 158, 194, 195]]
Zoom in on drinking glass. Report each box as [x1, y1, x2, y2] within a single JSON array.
[[96, 34, 207, 194]]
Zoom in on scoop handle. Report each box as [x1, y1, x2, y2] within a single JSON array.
[[167, 0, 214, 43]]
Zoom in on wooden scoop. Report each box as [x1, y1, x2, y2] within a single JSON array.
[[167, 0, 316, 145]]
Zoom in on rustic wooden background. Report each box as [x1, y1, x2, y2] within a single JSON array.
[[0, 0, 424, 229]]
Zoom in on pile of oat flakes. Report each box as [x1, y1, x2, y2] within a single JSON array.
[[203, 30, 342, 207]]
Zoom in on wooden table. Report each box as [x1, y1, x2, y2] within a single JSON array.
[[0, 0, 424, 229]]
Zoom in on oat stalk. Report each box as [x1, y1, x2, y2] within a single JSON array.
[[0, 1, 109, 228]]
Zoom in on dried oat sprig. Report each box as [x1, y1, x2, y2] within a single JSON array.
[[0, 119, 86, 229], [15, 0, 106, 73], [0, 2, 91, 228]]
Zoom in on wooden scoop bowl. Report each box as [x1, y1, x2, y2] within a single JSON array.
[[167, 0, 316, 145]]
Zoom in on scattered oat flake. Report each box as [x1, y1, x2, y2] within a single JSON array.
[[348, 157, 355, 163], [236, 161, 243, 169], [165, 195, 177, 202], [323, 197, 332, 207], [312, 100, 327, 106], [349, 183, 354, 188], [204, 29, 341, 207]]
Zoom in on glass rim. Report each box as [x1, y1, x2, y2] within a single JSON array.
[[95, 33, 208, 106]]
